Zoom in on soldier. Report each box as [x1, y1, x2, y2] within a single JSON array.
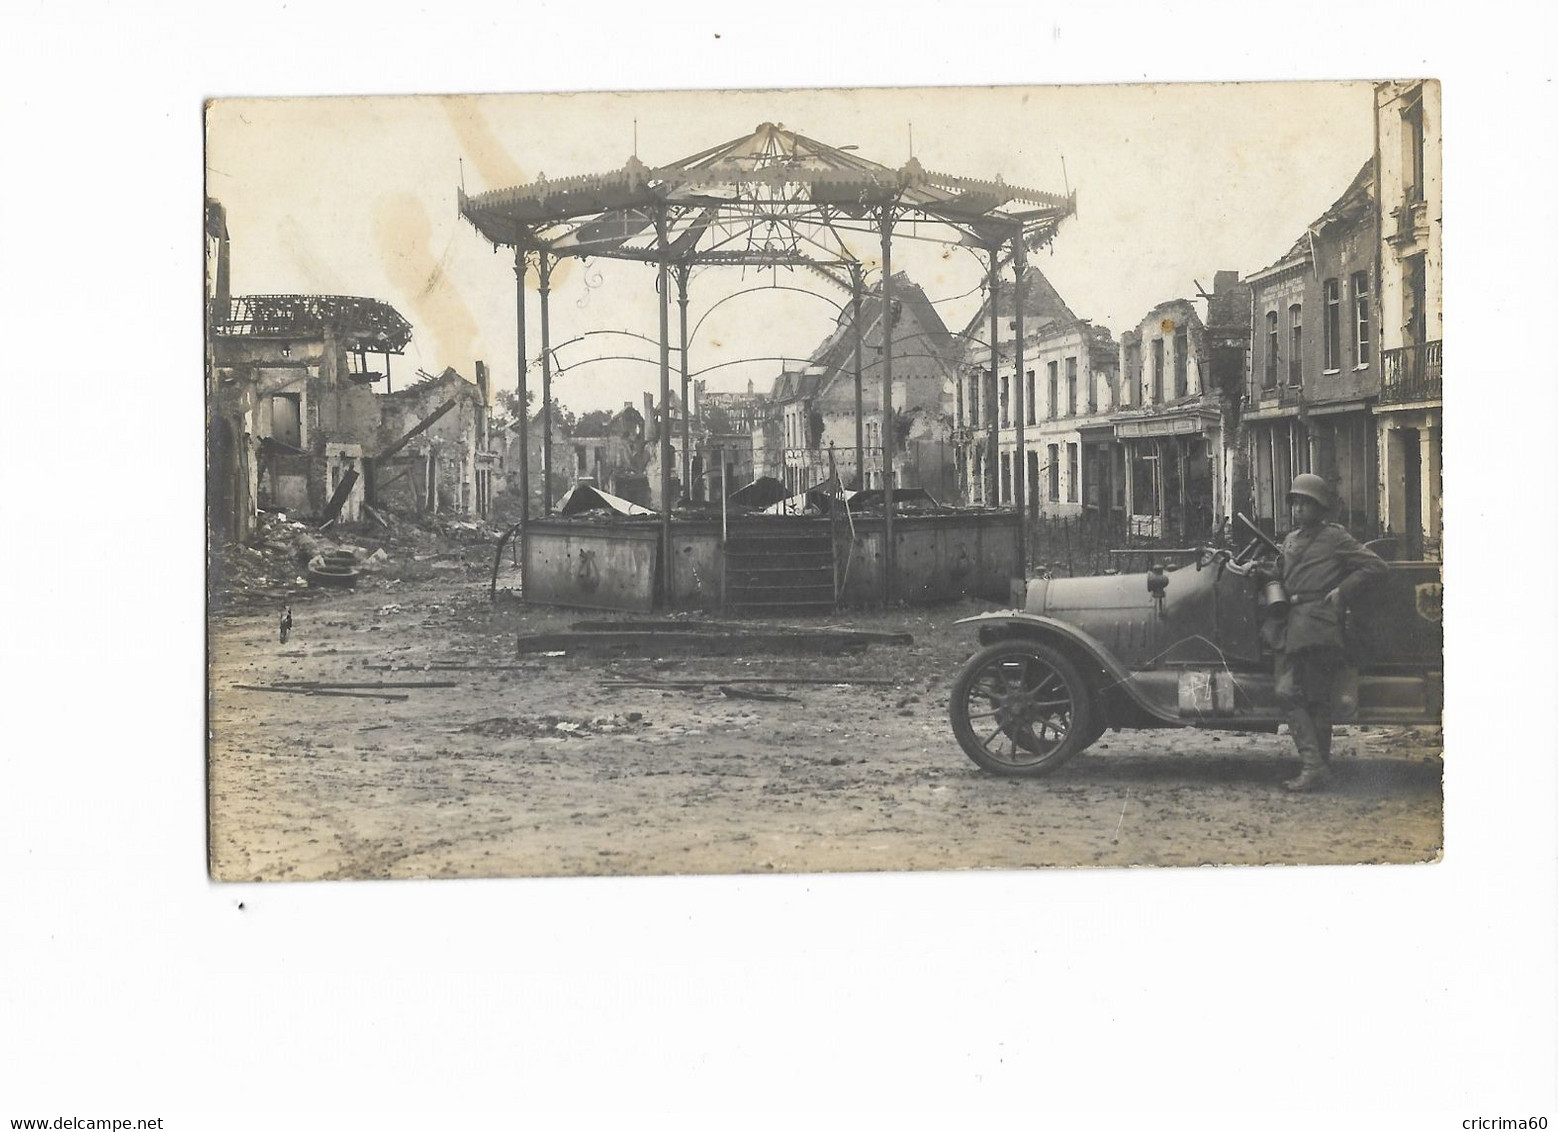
[[1267, 474, 1387, 792]]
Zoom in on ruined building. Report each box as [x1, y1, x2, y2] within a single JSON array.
[[375, 365, 499, 518], [206, 197, 499, 539], [1113, 271, 1248, 541]]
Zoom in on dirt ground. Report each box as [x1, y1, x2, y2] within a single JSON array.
[[208, 572, 1444, 881]]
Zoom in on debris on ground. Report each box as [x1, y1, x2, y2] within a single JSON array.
[[459, 714, 650, 739], [717, 685, 800, 703]]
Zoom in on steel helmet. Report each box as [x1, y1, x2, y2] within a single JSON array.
[[1287, 473, 1333, 510]]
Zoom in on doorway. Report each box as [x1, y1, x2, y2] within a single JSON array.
[[1400, 427, 1423, 556]]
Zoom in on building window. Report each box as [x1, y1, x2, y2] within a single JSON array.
[[1172, 326, 1187, 399], [1124, 339, 1141, 406], [968, 372, 980, 427], [1047, 361, 1058, 420], [1000, 372, 1010, 427], [1000, 453, 1012, 503], [1026, 370, 1036, 425], [1352, 271, 1371, 365], [1065, 357, 1078, 415], [956, 375, 965, 427], [1288, 304, 1303, 387], [1323, 279, 1342, 371], [1405, 254, 1428, 346], [1151, 338, 1165, 403], [1047, 444, 1060, 502], [1264, 311, 1279, 390], [1066, 443, 1079, 503], [1402, 92, 1426, 205], [269, 393, 302, 449]]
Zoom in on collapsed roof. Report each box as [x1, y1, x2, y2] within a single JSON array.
[[212, 294, 413, 353]]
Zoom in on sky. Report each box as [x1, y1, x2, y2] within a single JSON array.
[[206, 82, 1374, 414]]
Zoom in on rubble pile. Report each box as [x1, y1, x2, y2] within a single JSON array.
[[210, 508, 507, 602]]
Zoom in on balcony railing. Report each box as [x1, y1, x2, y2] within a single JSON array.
[[1381, 340, 1442, 404]]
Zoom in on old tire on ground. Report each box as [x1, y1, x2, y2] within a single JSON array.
[[950, 640, 1096, 777]]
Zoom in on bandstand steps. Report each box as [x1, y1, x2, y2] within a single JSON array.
[[723, 530, 837, 615]]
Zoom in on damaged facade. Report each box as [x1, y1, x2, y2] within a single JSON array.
[[1244, 163, 1378, 537], [1112, 293, 1229, 541], [956, 263, 1243, 540], [1374, 79, 1442, 557], [376, 365, 500, 518]]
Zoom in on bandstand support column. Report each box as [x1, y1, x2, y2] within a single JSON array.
[[538, 249, 554, 514], [880, 208, 896, 607], [677, 263, 692, 501], [513, 240, 529, 531], [987, 246, 1001, 507], [657, 212, 675, 607], [1012, 232, 1028, 572], [851, 263, 865, 491]]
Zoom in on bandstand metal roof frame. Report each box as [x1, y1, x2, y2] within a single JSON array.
[[459, 121, 1075, 272], [458, 122, 1076, 607]]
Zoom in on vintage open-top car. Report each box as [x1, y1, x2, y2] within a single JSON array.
[[948, 515, 1444, 776]]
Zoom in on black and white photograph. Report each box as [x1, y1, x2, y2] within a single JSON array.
[[207, 82, 1443, 880], [6, 6, 1557, 1126]]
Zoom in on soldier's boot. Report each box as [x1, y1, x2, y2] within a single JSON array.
[[1283, 764, 1333, 792], [1282, 705, 1332, 790]]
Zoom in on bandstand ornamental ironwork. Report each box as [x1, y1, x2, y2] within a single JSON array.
[[458, 122, 1075, 604]]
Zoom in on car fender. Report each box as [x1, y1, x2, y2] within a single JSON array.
[[954, 611, 1181, 726]]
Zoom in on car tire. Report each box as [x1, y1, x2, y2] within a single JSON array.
[[950, 639, 1096, 777]]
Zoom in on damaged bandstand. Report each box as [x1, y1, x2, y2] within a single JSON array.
[[460, 122, 1076, 611]]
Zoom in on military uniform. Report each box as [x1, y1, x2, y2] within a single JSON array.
[[1272, 518, 1387, 786]]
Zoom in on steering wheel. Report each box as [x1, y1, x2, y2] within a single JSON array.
[[1231, 512, 1281, 566]]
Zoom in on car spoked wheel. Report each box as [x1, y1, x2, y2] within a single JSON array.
[[949, 641, 1096, 777]]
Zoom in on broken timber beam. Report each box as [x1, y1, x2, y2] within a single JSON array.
[[265, 680, 458, 690], [231, 684, 410, 701], [318, 468, 360, 527], [568, 620, 913, 646], [518, 630, 886, 657], [375, 398, 458, 463]]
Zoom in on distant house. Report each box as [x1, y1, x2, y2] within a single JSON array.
[[956, 263, 1120, 517], [565, 403, 651, 506], [505, 409, 575, 515], [758, 271, 961, 497]]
